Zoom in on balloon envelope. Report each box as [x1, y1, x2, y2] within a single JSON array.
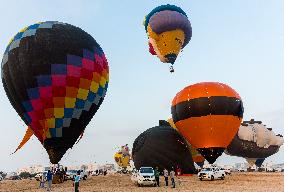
[[132, 120, 196, 174], [144, 4, 192, 64], [167, 118, 205, 166], [114, 153, 130, 168], [2, 21, 109, 163], [171, 82, 243, 163], [114, 145, 131, 168], [226, 120, 284, 162]]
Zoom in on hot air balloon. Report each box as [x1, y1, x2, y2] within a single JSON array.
[[1, 21, 109, 164], [144, 4, 192, 72], [171, 82, 244, 164], [226, 119, 284, 167], [167, 118, 205, 167], [114, 144, 131, 171], [132, 120, 196, 174]]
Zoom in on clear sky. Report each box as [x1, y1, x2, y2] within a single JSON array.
[[0, 0, 284, 172]]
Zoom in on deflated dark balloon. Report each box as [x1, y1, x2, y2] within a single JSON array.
[[132, 120, 196, 174], [2, 21, 109, 164], [226, 135, 280, 159]]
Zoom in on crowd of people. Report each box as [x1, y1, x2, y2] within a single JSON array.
[[154, 166, 179, 188], [39, 170, 54, 191], [38, 165, 81, 192]]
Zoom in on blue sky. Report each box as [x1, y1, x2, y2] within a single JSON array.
[[0, 0, 284, 171]]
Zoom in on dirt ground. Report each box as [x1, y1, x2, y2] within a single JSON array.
[[0, 172, 283, 192]]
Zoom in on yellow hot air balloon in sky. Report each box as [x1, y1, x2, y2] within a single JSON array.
[[144, 4, 192, 72]]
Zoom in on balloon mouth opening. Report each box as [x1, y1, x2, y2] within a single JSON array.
[[46, 148, 68, 164], [165, 53, 177, 64], [44, 138, 74, 164], [197, 147, 225, 164]]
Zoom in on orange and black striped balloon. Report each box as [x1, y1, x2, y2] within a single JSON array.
[[171, 82, 244, 164]]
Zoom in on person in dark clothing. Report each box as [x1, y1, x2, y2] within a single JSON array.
[[46, 170, 53, 191], [154, 167, 160, 187]]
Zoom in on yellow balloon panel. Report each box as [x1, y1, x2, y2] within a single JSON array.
[[114, 152, 130, 168]]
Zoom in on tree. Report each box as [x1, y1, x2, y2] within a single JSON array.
[[19, 172, 31, 179]]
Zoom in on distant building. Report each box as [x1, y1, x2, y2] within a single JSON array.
[[17, 165, 44, 174], [67, 163, 101, 172], [233, 162, 249, 171]]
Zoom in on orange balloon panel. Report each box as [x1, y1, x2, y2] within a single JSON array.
[[192, 155, 205, 163], [172, 82, 241, 106], [175, 115, 242, 148]]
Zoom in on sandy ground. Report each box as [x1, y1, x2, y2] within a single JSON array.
[[0, 172, 283, 192]]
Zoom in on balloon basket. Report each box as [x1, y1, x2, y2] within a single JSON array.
[[169, 65, 174, 73]]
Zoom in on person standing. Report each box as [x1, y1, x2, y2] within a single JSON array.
[[163, 168, 169, 186], [176, 165, 182, 185], [176, 165, 182, 176], [154, 167, 160, 187], [39, 174, 46, 188], [46, 170, 53, 191], [170, 169, 176, 188], [74, 170, 81, 192], [39, 175, 42, 188]]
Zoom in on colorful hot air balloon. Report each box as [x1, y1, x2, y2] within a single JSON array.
[[171, 82, 244, 164], [225, 119, 284, 166], [167, 118, 205, 167], [1, 21, 109, 164], [132, 120, 196, 174], [114, 144, 131, 170], [144, 4, 192, 72]]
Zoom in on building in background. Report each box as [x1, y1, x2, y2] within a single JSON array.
[[16, 165, 44, 174]]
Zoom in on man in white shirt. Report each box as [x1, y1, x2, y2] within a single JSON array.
[[170, 169, 175, 188], [163, 168, 169, 186]]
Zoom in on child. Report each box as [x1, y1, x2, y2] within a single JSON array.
[[39, 174, 45, 188]]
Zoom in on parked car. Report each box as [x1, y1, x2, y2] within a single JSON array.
[[8, 175, 22, 180], [237, 168, 247, 172], [35, 171, 47, 181], [220, 168, 231, 175], [65, 170, 77, 180], [131, 167, 156, 187], [198, 167, 225, 181], [65, 170, 87, 181], [91, 170, 100, 176]]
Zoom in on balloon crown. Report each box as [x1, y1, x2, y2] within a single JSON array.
[[144, 4, 188, 31]]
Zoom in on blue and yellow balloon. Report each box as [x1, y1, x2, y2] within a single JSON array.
[[144, 4, 192, 72]]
